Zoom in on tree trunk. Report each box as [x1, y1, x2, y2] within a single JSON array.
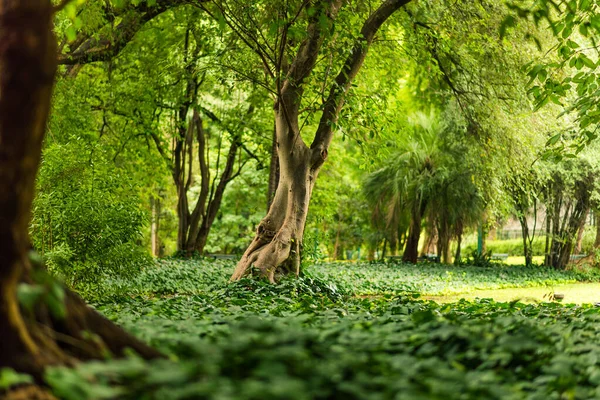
[[231, 111, 317, 282], [544, 205, 552, 266], [555, 188, 590, 269], [267, 122, 280, 211], [151, 196, 161, 257], [519, 216, 532, 267], [389, 231, 398, 256], [229, 0, 411, 281], [574, 210, 588, 253], [0, 1, 160, 381], [454, 229, 463, 266], [403, 199, 427, 263]]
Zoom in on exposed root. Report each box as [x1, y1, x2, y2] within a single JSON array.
[[232, 230, 300, 283], [0, 385, 57, 400], [0, 269, 162, 384]]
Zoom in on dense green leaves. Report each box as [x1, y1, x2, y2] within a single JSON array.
[[35, 259, 600, 400]]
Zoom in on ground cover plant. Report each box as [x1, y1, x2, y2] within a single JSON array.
[[102, 259, 600, 300], [21, 259, 600, 400], [8, 0, 600, 399]]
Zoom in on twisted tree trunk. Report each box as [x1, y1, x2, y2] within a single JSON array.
[[232, 111, 317, 281]]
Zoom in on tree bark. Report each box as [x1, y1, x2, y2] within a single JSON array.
[[231, 0, 411, 281], [454, 227, 463, 266], [519, 215, 532, 267], [232, 109, 315, 281], [544, 204, 552, 266], [574, 210, 588, 253], [151, 196, 161, 257], [267, 122, 279, 211], [0, 0, 160, 381], [403, 199, 427, 263]]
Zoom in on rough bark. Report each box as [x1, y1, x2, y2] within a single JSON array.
[[267, 122, 279, 211], [231, 0, 411, 281], [0, 0, 160, 382]]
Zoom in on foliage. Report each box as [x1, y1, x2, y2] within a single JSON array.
[[36, 259, 600, 400], [31, 142, 152, 289]]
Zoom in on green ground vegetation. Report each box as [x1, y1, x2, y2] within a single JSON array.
[[25, 259, 600, 400]]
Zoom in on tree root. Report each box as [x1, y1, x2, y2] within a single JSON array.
[[0, 270, 162, 384]]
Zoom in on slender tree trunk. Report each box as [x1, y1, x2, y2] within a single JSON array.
[[389, 231, 398, 256], [403, 199, 427, 263], [454, 228, 463, 266], [556, 195, 589, 269], [544, 206, 552, 266], [574, 210, 588, 253], [151, 196, 161, 257], [519, 216, 532, 267], [267, 122, 279, 211], [381, 238, 387, 261]]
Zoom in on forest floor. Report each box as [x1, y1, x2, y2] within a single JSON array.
[[31, 260, 600, 399]]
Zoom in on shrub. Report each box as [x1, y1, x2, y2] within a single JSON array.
[[30, 143, 152, 290]]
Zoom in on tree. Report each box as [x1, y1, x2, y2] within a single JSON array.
[[213, 0, 412, 281], [56, 5, 271, 257], [364, 113, 439, 263], [544, 155, 600, 269], [0, 0, 159, 380], [505, 168, 545, 266]]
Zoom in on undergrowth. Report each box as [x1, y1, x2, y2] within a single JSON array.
[[7, 259, 600, 399]]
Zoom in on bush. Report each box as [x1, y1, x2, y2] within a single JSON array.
[[30, 143, 152, 290]]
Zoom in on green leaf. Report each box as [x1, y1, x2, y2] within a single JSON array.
[[0, 368, 32, 389], [547, 133, 561, 146], [17, 283, 45, 313]]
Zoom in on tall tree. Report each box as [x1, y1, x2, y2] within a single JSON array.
[[215, 0, 411, 282]]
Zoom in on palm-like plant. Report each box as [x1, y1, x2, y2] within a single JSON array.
[[364, 112, 441, 262], [364, 111, 485, 264]]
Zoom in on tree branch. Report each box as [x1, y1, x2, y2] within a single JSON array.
[[59, 0, 207, 66], [310, 0, 411, 164]]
